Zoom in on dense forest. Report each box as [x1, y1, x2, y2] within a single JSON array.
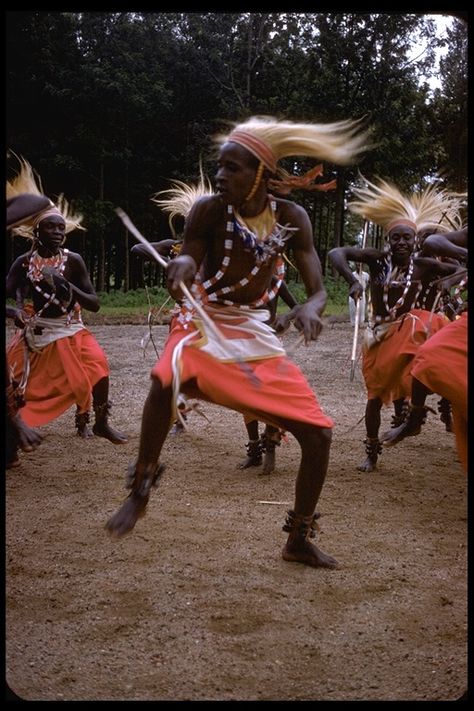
[[6, 11, 468, 292]]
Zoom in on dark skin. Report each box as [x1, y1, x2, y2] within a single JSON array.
[[5, 194, 52, 466], [328, 226, 460, 472], [6, 215, 127, 444], [382, 226, 468, 446], [7, 216, 101, 318], [421, 227, 467, 262], [107, 142, 337, 569], [131, 239, 181, 261]]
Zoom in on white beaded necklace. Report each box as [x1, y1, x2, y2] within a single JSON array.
[[27, 248, 71, 317]]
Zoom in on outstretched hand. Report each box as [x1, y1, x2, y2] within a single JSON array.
[[41, 267, 73, 304], [166, 255, 197, 300], [13, 414, 43, 452], [290, 303, 324, 343]]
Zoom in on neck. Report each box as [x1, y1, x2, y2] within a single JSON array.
[[391, 253, 411, 268], [238, 188, 268, 218], [36, 243, 61, 258]]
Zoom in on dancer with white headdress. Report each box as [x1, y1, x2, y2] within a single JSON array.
[[328, 177, 464, 472], [106, 114, 372, 569], [6, 155, 128, 444]]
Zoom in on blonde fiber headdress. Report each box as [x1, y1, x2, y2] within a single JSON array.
[[348, 175, 464, 235], [214, 115, 372, 187], [6, 153, 85, 239], [409, 183, 464, 234], [349, 176, 417, 232], [151, 163, 214, 237]]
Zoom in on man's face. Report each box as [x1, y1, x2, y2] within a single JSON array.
[[215, 142, 259, 208], [388, 225, 416, 262], [37, 215, 66, 251]]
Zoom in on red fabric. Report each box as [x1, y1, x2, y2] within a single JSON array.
[[362, 309, 448, 405], [411, 312, 467, 473], [7, 329, 109, 426], [151, 318, 333, 431]]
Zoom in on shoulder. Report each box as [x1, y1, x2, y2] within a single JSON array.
[[273, 196, 307, 221], [9, 252, 30, 271], [64, 250, 87, 268], [188, 194, 225, 220]]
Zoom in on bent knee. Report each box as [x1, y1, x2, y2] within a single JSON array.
[[315, 425, 332, 446], [289, 421, 332, 446]]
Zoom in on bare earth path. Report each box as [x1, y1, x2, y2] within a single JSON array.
[[5, 322, 467, 701]]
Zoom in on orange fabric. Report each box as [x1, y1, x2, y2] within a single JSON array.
[[151, 318, 333, 431], [411, 312, 467, 473], [362, 309, 448, 405], [7, 329, 109, 426]]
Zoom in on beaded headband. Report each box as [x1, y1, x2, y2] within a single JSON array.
[[227, 130, 278, 173]]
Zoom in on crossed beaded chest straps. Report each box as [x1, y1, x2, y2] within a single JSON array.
[[194, 198, 294, 309], [373, 253, 421, 324], [26, 248, 71, 318]]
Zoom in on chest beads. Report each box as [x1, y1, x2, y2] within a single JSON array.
[[374, 253, 421, 323], [26, 248, 75, 320], [192, 198, 295, 311]]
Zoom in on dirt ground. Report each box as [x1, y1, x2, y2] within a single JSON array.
[[5, 320, 467, 701]]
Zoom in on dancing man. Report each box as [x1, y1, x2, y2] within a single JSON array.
[[6, 191, 52, 468], [328, 178, 463, 472], [6, 156, 128, 444], [106, 115, 372, 569], [382, 227, 467, 473]]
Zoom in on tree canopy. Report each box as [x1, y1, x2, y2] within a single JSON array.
[[6, 11, 467, 290]]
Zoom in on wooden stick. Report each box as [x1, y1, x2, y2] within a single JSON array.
[[257, 501, 291, 505], [349, 220, 369, 381], [115, 208, 233, 350]]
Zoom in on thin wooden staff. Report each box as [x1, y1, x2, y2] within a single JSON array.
[[350, 220, 369, 381], [115, 208, 259, 373]]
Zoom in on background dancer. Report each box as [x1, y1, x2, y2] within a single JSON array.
[[6, 156, 128, 444], [329, 177, 463, 472]]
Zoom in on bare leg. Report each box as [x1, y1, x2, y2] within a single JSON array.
[[105, 378, 172, 538], [238, 419, 263, 469], [382, 379, 433, 446], [92, 376, 128, 444], [6, 367, 42, 467], [280, 421, 338, 569], [357, 397, 382, 472], [261, 425, 281, 475]]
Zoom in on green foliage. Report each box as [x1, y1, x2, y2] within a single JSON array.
[[6, 11, 467, 290], [97, 286, 169, 308]]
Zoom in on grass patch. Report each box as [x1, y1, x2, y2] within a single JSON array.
[[7, 278, 350, 323]]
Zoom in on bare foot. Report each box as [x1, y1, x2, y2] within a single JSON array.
[[93, 422, 128, 445], [357, 456, 377, 472], [14, 416, 43, 452], [105, 493, 148, 539], [282, 539, 339, 569], [77, 425, 94, 439]]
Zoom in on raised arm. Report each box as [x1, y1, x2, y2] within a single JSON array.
[[166, 195, 219, 299], [421, 228, 468, 262], [131, 239, 180, 261], [328, 246, 379, 301]]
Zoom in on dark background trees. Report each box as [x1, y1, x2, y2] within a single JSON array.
[[6, 11, 467, 291]]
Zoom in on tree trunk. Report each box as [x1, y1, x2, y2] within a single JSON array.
[[97, 158, 105, 292]]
